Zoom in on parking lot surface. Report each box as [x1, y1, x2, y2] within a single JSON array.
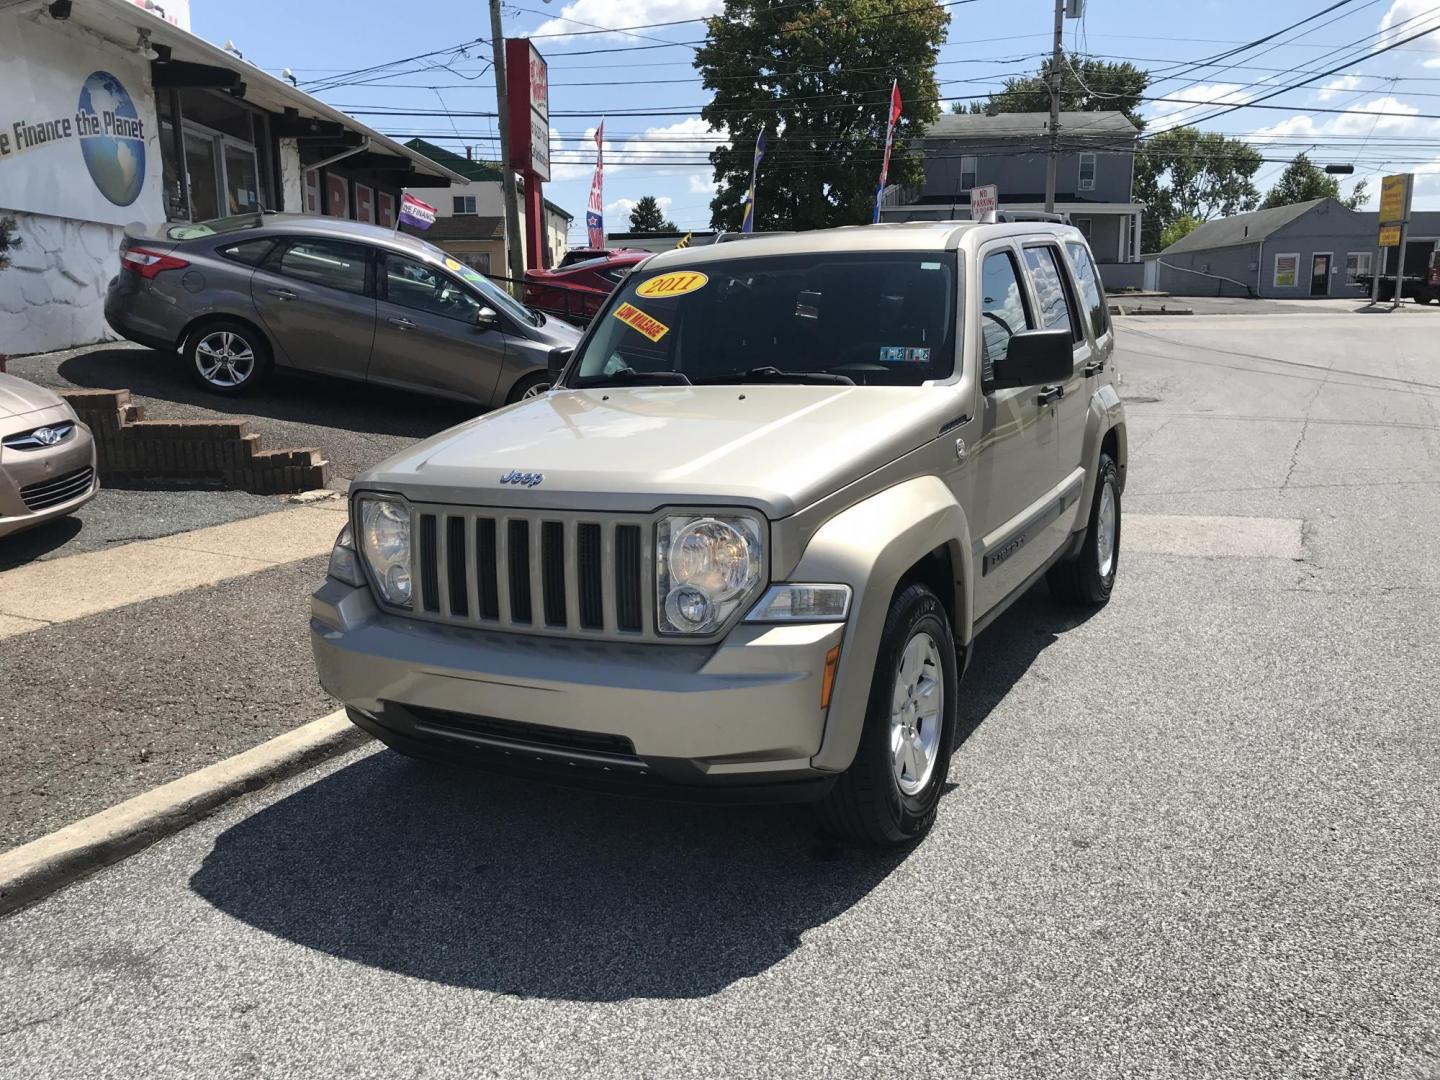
[[1, 313, 1437, 1078]]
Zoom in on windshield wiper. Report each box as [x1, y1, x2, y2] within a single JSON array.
[[583, 368, 693, 388], [695, 366, 855, 386]]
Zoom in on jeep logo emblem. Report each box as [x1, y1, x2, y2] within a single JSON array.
[[499, 470, 544, 487]]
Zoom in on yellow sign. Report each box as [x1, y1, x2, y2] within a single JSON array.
[[635, 270, 708, 299], [444, 257, 463, 272], [1379, 174, 1410, 224], [613, 302, 670, 342], [1379, 225, 1402, 248]]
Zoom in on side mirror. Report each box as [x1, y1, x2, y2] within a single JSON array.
[[990, 328, 1072, 389], [547, 346, 573, 377], [475, 306, 499, 330]]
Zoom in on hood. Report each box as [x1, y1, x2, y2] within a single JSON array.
[[534, 315, 583, 346], [358, 384, 955, 517], [0, 373, 65, 421]]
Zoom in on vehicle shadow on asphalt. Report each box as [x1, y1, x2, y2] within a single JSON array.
[[56, 347, 477, 439], [0, 516, 83, 571], [188, 584, 1090, 1001]]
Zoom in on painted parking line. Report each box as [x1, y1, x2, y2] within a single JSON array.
[[0, 500, 347, 639], [1125, 514, 1304, 560]]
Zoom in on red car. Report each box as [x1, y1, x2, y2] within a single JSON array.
[[524, 252, 650, 324]]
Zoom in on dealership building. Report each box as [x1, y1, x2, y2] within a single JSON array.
[[0, 0, 473, 356]]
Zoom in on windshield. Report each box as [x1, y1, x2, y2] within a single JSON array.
[[569, 251, 957, 387], [442, 254, 540, 326]]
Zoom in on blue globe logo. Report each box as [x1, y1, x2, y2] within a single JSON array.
[[77, 71, 145, 207]]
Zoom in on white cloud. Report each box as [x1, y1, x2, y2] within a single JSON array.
[[1317, 75, 1363, 101], [1377, 0, 1440, 60], [688, 172, 718, 194], [606, 195, 673, 217], [532, 0, 720, 41], [1146, 82, 1252, 120], [1425, 56, 1440, 69], [1250, 95, 1436, 142]]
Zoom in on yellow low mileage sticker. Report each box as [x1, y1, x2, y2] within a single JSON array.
[[613, 302, 671, 342], [444, 257, 463, 272], [635, 270, 709, 299]]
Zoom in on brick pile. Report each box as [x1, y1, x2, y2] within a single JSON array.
[[60, 389, 329, 495]]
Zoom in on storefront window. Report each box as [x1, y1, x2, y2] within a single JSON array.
[[183, 128, 221, 221], [223, 141, 261, 214]]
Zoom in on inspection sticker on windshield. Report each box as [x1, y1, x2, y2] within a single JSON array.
[[614, 302, 671, 342], [880, 346, 930, 364], [635, 270, 709, 299]]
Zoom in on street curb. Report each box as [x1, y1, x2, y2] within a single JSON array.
[[0, 711, 369, 917]]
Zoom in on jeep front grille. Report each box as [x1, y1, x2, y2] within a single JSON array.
[[408, 505, 652, 639]]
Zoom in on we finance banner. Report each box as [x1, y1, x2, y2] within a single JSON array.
[[0, 16, 164, 227]]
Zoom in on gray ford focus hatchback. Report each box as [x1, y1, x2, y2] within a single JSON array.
[[105, 213, 581, 406]]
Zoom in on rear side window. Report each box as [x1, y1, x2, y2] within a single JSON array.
[[275, 239, 370, 295], [217, 238, 275, 267], [1023, 245, 1081, 343], [1065, 242, 1110, 341], [979, 250, 1033, 382]]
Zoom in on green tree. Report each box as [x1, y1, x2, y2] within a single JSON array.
[[695, 0, 949, 231], [1159, 214, 1201, 250], [627, 195, 677, 233], [956, 53, 1149, 130], [1262, 153, 1369, 210], [0, 216, 21, 272], [1134, 127, 1262, 252]]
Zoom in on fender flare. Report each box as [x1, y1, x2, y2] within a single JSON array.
[[788, 475, 973, 774], [1077, 384, 1127, 513]]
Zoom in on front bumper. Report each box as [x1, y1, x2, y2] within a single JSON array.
[[0, 411, 99, 538], [311, 578, 845, 798]]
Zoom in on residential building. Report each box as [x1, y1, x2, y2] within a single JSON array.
[[0, 0, 467, 355], [1153, 198, 1440, 298], [401, 139, 573, 275], [879, 111, 1144, 288]]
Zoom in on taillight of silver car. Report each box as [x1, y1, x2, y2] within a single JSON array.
[[120, 247, 190, 279]]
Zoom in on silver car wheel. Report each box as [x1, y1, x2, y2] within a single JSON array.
[[1096, 479, 1117, 579], [195, 331, 256, 388], [890, 630, 943, 797], [521, 380, 551, 399]]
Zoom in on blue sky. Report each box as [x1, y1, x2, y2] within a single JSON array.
[[195, 0, 1440, 243]]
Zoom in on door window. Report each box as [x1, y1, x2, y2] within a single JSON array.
[[980, 250, 1034, 383], [183, 129, 220, 221], [276, 239, 370, 295], [1023, 245, 1081, 342], [222, 140, 261, 215], [383, 254, 484, 322], [1065, 242, 1110, 341]]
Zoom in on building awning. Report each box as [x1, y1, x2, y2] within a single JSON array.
[[35, 0, 470, 187]]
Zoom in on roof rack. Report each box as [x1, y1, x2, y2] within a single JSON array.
[[993, 210, 1069, 224], [714, 230, 797, 243]]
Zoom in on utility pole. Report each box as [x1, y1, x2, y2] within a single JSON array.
[[1044, 0, 1064, 214], [488, 0, 526, 290]]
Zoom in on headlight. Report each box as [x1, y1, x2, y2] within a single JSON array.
[[357, 497, 413, 608], [745, 584, 851, 623], [327, 523, 366, 587], [656, 514, 763, 634]]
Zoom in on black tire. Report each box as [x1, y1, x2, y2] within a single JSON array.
[[1048, 451, 1120, 606], [816, 583, 958, 847], [506, 371, 552, 405], [184, 319, 272, 395]]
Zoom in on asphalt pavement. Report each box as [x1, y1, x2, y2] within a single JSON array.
[[1, 312, 1438, 1078]]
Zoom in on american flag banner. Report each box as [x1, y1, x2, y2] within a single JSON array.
[[740, 130, 765, 233], [586, 120, 605, 248], [872, 80, 902, 224]]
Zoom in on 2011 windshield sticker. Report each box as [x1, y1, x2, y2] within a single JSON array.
[[613, 302, 670, 342], [635, 271, 709, 299]]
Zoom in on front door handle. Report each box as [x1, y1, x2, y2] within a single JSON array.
[[1084, 360, 1106, 377], [266, 287, 297, 301], [387, 316, 417, 330], [1037, 385, 1064, 406]]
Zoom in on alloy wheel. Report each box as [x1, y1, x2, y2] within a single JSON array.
[[195, 331, 256, 388], [890, 630, 944, 796]]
